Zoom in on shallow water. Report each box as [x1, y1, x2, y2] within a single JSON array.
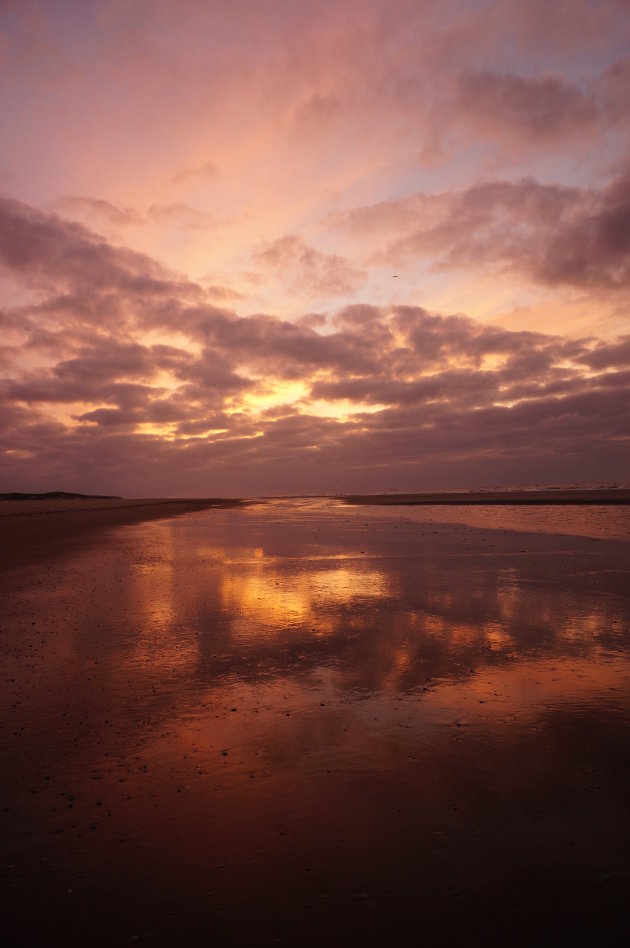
[[2, 499, 630, 945]]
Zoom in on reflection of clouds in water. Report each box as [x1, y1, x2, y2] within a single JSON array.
[[3, 502, 628, 743], [98, 510, 630, 710], [218, 551, 390, 637], [120, 529, 202, 673], [424, 654, 630, 724], [310, 565, 388, 601]]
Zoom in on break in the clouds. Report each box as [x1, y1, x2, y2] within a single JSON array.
[[1, 0, 629, 494]]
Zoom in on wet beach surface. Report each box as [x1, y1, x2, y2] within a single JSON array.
[[2, 498, 630, 946]]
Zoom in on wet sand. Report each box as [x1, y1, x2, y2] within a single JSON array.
[[344, 487, 630, 505], [0, 498, 246, 572], [1, 498, 630, 945]]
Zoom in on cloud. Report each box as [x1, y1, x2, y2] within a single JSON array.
[[599, 55, 630, 122], [255, 235, 364, 297], [578, 335, 630, 370], [197, 282, 245, 302], [169, 161, 220, 187], [147, 203, 221, 230], [335, 170, 630, 292], [51, 195, 143, 229], [0, 195, 202, 302], [289, 93, 342, 136], [456, 70, 599, 142], [1, 197, 629, 495]]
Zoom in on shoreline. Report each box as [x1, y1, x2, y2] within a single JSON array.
[[0, 497, 247, 572], [342, 488, 630, 506]]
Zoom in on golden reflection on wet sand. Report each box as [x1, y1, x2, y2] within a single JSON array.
[[1, 499, 629, 946]]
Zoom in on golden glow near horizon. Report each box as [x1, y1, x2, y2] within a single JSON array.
[[2, 0, 630, 493]]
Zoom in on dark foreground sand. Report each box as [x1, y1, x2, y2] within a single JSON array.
[[344, 487, 630, 505], [1, 498, 629, 946], [0, 498, 246, 572]]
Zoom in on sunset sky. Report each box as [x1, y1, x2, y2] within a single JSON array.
[[1, 0, 629, 496]]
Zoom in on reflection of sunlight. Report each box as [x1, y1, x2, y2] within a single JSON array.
[[132, 561, 176, 628], [417, 613, 513, 649], [223, 572, 311, 625], [561, 612, 602, 641], [449, 622, 481, 646], [219, 555, 389, 635], [123, 531, 200, 672], [310, 566, 387, 600], [423, 614, 447, 636], [393, 649, 410, 670], [484, 622, 513, 649]]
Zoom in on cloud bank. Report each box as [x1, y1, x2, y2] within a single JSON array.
[[1, 198, 628, 496]]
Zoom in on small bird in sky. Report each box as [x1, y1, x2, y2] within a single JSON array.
[[392, 274, 399, 278]]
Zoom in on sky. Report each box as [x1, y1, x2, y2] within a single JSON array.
[[1, 0, 629, 496]]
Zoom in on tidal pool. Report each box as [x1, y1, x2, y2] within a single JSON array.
[[2, 499, 629, 945]]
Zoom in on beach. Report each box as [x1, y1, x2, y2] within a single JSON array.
[[0, 498, 245, 572], [2, 497, 630, 945]]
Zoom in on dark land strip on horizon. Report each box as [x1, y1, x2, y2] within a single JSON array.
[[342, 488, 630, 505]]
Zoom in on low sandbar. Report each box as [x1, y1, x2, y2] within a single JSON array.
[[343, 487, 630, 506]]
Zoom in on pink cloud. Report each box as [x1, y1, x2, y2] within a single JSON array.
[[456, 70, 599, 142], [169, 160, 220, 187], [255, 235, 364, 297], [51, 195, 143, 229], [335, 171, 630, 291]]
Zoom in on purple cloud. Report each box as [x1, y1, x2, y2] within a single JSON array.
[[1, 198, 629, 495], [457, 70, 599, 142]]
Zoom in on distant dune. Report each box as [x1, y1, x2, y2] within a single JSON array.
[[0, 491, 122, 500], [343, 488, 630, 506]]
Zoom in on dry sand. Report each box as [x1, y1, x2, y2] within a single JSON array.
[[0, 497, 246, 572]]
